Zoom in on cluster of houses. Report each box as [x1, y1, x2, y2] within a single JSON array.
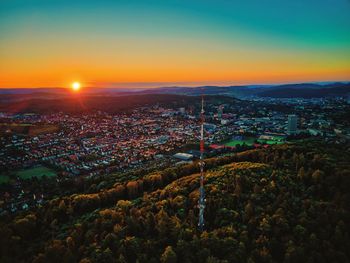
[[1, 97, 349, 214]]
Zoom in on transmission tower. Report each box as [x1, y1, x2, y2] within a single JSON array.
[[198, 95, 206, 231]]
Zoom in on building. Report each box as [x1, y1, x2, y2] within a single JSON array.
[[287, 114, 298, 135], [204, 123, 216, 133], [221, 119, 229, 125], [217, 105, 224, 119], [173, 153, 193, 161], [308, 129, 322, 136]]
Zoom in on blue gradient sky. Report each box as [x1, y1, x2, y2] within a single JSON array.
[[1, 0, 350, 88]]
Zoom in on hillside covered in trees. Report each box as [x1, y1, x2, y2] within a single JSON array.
[[0, 140, 349, 263]]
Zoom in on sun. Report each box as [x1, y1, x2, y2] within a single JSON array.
[[71, 82, 81, 91]]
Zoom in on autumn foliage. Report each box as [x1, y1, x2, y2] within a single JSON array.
[[0, 140, 349, 262]]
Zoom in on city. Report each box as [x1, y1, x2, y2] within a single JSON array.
[[1, 95, 349, 214]]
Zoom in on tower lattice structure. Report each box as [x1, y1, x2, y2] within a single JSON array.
[[198, 95, 206, 231]]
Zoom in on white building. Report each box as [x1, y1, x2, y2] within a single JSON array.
[[173, 153, 193, 161]]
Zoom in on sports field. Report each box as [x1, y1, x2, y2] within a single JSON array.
[[223, 135, 285, 147], [16, 166, 57, 180], [257, 136, 285, 145], [224, 137, 256, 147]]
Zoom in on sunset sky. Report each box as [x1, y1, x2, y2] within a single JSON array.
[[1, 0, 350, 88]]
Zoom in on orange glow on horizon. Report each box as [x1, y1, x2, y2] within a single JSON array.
[[0, 34, 349, 88], [0, 67, 349, 89]]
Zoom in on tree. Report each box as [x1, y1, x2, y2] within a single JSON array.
[[299, 153, 305, 167], [117, 200, 132, 213], [311, 169, 323, 183], [58, 199, 67, 211], [161, 246, 177, 263], [244, 201, 254, 221], [45, 240, 67, 263], [117, 254, 127, 263], [115, 184, 126, 198], [156, 209, 173, 239], [13, 214, 37, 239], [297, 167, 305, 180], [206, 256, 222, 263], [234, 175, 242, 197], [66, 236, 75, 251], [126, 181, 139, 198]]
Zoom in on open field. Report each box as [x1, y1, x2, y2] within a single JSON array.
[[224, 137, 256, 147], [16, 166, 57, 180], [0, 123, 59, 136], [0, 175, 10, 184], [257, 139, 285, 145], [224, 135, 285, 147]]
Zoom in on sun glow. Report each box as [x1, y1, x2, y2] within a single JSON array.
[[71, 82, 81, 91]]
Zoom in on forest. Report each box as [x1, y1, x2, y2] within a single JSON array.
[[0, 94, 236, 114], [0, 139, 349, 263]]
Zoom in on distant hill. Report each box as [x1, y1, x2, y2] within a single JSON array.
[[139, 85, 250, 96], [136, 82, 350, 98], [258, 83, 350, 98], [0, 94, 237, 114], [1, 82, 349, 100]]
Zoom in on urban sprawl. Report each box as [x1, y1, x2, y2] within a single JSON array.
[[1, 96, 349, 213]]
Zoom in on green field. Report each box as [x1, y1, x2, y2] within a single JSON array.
[[0, 175, 10, 184], [257, 139, 285, 145], [16, 166, 57, 180], [224, 137, 256, 147], [224, 136, 285, 147], [257, 136, 285, 145]]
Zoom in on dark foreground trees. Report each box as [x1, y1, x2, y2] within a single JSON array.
[[0, 140, 349, 262]]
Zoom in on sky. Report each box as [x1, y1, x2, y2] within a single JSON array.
[[0, 0, 350, 88]]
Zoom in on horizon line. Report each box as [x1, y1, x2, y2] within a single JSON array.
[[1, 80, 350, 90]]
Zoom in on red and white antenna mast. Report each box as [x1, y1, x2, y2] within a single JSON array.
[[198, 94, 206, 230]]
